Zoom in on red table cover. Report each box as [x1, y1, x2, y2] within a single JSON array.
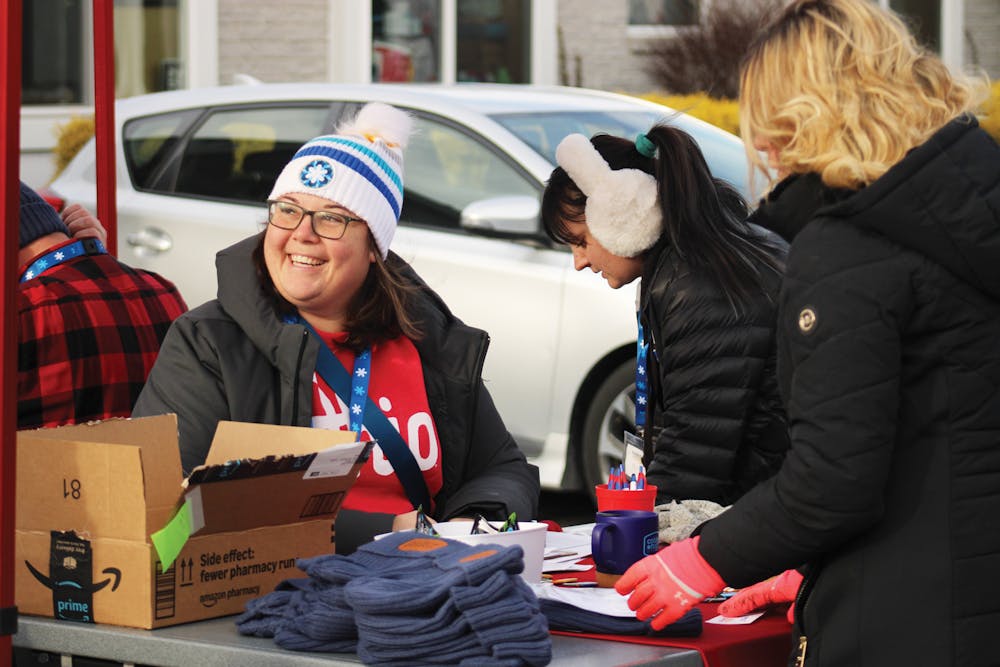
[[548, 558, 792, 667]]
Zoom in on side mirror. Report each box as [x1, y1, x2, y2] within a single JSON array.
[[460, 195, 540, 238]]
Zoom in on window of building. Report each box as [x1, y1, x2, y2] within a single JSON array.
[[888, 0, 940, 51], [23, 0, 84, 104], [628, 0, 700, 27], [22, 0, 183, 105], [372, 0, 441, 82], [115, 0, 183, 97], [456, 0, 530, 83]]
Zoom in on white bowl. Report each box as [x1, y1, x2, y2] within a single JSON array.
[[432, 521, 548, 582]]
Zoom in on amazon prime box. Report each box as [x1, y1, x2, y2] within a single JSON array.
[[15, 415, 364, 629]]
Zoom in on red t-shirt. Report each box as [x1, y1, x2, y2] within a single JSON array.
[[311, 331, 443, 515]]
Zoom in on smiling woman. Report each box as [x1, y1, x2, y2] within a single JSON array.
[[132, 102, 540, 555]]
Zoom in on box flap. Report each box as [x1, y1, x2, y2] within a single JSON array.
[[184, 423, 367, 536], [203, 421, 357, 465], [17, 436, 147, 540], [17, 415, 184, 540]]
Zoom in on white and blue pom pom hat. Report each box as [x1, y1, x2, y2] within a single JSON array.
[[268, 102, 413, 259]]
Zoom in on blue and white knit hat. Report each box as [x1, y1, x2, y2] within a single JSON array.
[[268, 102, 412, 258]]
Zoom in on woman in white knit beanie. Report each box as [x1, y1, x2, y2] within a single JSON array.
[[135, 102, 539, 555]]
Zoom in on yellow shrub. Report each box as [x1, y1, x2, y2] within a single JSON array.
[[52, 115, 95, 179], [636, 92, 741, 136], [980, 81, 1000, 144], [638, 83, 1000, 145]]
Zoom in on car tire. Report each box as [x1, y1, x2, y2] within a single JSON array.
[[580, 359, 636, 502]]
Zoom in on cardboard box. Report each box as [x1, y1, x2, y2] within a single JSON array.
[[15, 415, 364, 629]]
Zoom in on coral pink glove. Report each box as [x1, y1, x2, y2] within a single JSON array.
[[719, 568, 802, 623], [614, 536, 725, 630]]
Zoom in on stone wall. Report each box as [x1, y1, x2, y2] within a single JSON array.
[[217, 0, 329, 85], [555, 0, 660, 93], [965, 0, 1000, 78]]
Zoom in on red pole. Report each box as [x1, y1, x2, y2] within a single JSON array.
[[93, 0, 116, 255], [0, 0, 22, 662]]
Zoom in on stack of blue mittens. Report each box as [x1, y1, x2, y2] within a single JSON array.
[[236, 531, 552, 666]]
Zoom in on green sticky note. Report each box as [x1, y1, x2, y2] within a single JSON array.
[[151, 500, 193, 572]]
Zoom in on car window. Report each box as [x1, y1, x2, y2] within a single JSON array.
[[169, 105, 332, 202], [123, 109, 201, 190], [401, 114, 537, 228], [490, 111, 662, 165], [492, 110, 751, 199]]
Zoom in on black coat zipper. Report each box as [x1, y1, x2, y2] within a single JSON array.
[[791, 564, 818, 666], [291, 329, 309, 425]]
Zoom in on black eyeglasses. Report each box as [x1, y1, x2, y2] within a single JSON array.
[[266, 200, 365, 240]]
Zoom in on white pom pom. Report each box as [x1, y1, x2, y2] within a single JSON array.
[[337, 102, 413, 148]]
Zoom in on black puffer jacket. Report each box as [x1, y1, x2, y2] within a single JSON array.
[[134, 234, 539, 553], [699, 117, 1000, 666], [639, 226, 789, 506]]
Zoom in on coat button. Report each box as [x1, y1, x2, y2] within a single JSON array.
[[798, 307, 817, 334]]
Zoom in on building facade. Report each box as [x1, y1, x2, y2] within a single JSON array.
[[20, 0, 1000, 188]]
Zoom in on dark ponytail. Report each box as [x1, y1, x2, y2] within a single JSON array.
[[644, 124, 784, 311]]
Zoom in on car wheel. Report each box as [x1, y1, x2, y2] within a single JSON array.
[[580, 359, 636, 502]]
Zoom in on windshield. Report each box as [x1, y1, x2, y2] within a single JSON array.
[[490, 110, 750, 199]]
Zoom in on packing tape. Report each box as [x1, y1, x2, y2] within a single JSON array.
[[151, 497, 199, 572]]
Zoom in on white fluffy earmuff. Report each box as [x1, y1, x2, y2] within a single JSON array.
[[554, 134, 663, 258]]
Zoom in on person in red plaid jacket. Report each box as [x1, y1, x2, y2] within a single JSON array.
[[16, 181, 187, 429]]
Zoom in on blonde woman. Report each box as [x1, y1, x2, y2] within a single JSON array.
[[613, 2, 999, 665]]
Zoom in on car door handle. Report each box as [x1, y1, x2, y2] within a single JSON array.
[[126, 227, 173, 255]]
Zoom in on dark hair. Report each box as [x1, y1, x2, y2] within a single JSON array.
[[541, 124, 784, 311], [252, 232, 423, 351]]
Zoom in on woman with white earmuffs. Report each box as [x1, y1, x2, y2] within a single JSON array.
[[541, 124, 790, 509]]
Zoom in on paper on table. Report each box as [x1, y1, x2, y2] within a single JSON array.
[[529, 582, 636, 617], [545, 531, 590, 555], [562, 522, 595, 535], [543, 560, 592, 573], [543, 529, 593, 573], [706, 612, 765, 625]]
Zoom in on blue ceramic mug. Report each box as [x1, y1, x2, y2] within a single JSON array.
[[591, 509, 659, 575]]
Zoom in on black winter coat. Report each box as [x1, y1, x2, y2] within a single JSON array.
[[639, 226, 789, 506], [699, 117, 1000, 667], [134, 234, 539, 553]]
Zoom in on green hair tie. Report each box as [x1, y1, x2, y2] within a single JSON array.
[[635, 132, 656, 158]]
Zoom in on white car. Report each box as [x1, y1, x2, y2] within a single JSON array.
[[50, 82, 751, 496]]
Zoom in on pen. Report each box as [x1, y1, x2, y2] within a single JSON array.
[[551, 577, 578, 584], [559, 581, 598, 588], [702, 591, 737, 602], [637, 465, 646, 490]]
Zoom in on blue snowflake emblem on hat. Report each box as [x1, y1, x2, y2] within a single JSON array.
[[300, 159, 333, 188]]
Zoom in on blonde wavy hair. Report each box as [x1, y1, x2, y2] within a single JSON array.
[[739, 0, 989, 191]]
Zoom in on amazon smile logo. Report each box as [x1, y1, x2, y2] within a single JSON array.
[[28, 531, 123, 623], [24, 560, 122, 595]]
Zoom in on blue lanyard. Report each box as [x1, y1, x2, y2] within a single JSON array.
[[347, 349, 372, 436], [288, 314, 431, 510], [635, 281, 649, 432], [20, 237, 106, 283], [635, 312, 649, 431], [284, 315, 371, 437]]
